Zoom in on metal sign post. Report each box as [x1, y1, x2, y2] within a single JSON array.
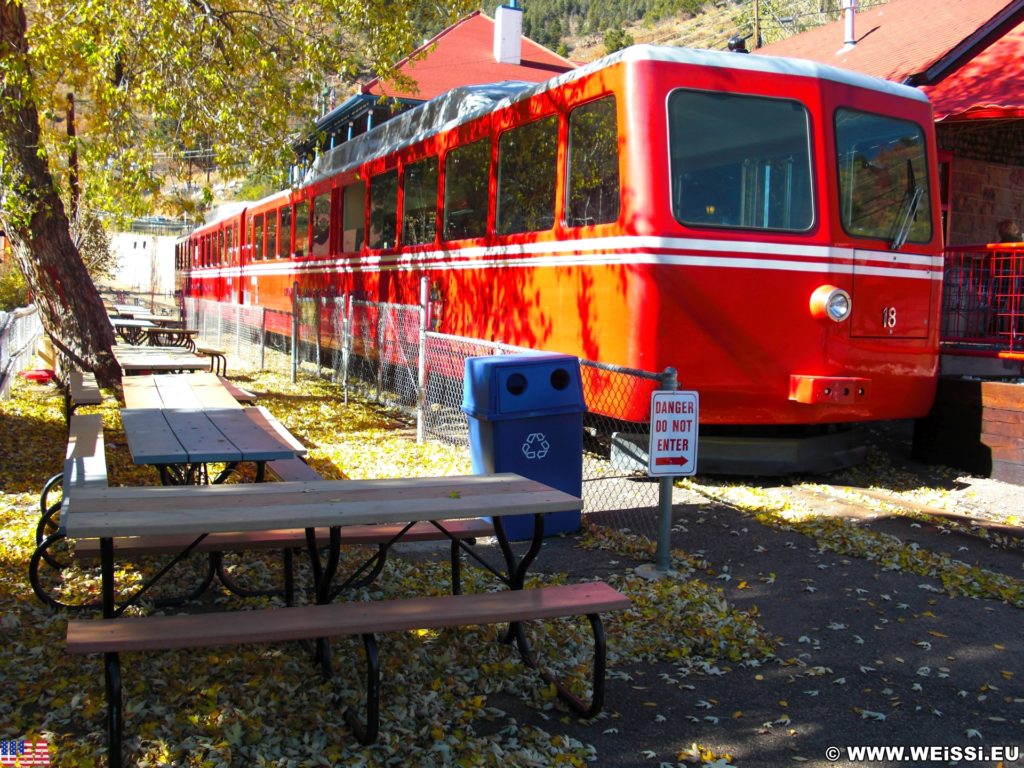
[[647, 368, 699, 573]]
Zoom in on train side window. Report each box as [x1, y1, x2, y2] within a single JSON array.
[[279, 205, 292, 258], [225, 226, 234, 265], [402, 156, 439, 246], [311, 193, 330, 256], [669, 90, 813, 232], [342, 181, 365, 252], [254, 214, 265, 260], [369, 170, 398, 249], [835, 109, 932, 244], [295, 201, 309, 258], [443, 138, 490, 241], [566, 96, 620, 228], [265, 209, 278, 259], [218, 229, 225, 265], [497, 114, 558, 235]]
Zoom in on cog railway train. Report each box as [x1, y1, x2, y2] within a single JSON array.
[[176, 45, 943, 443]]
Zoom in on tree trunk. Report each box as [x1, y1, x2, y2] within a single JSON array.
[[1, 0, 120, 385]]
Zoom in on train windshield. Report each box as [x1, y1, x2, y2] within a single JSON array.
[[835, 109, 932, 246], [668, 90, 813, 232]]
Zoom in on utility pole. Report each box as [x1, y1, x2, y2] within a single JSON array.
[[753, 0, 761, 48]]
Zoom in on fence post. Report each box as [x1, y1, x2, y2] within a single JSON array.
[[417, 277, 428, 444], [375, 303, 385, 401], [235, 304, 241, 362], [343, 295, 352, 405], [315, 296, 323, 379], [259, 307, 266, 371], [656, 367, 679, 573], [291, 283, 299, 383]]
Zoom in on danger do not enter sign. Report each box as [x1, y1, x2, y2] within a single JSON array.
[[648, 390, 699, 476]]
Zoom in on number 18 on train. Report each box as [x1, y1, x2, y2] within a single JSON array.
[[648, 391, 700, 477]]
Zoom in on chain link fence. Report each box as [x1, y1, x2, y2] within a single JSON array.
[[183, 288, 669, 523], [0, 306, 44, 399]]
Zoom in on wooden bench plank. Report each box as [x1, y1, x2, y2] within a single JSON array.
[[65, 413, 108, 488], [217, 376, 257, 404], [66, 582, 629, 654], [69, 371, 103, 406], [265, 457, 322, 482], [64, 474, 583, 538], [251, 406, 306, 454], [74, 518, 495, 560], [206, 408, 302, 461]]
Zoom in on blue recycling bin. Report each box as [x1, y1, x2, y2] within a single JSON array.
[[461, 353, 586, 541]]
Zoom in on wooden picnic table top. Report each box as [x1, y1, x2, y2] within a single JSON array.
[[122, 372, 241, 410], [120, 405, 304, 466], [63, 473, 580, 539], [113, 345, 212, 373], [110, 317, 156, 328]]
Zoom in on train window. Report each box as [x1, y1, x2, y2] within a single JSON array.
[[669, 90, 813, 232], [254, 214, 264, 260], [342, 181, 365, 252], [295, 201, 309, 257], [835, 109, 932, 245], [443, 138, 489, 241], [311, 193, 330, 256], [225, 226, 234, 265], [265, 209, 278, 259], [566, 96, 620, 228], [279, 205, 292, 258], [402, 156, 438, 246], [218, 230, 225, 265], [369, 170, 398, 249], [497, 114, 558, 235]]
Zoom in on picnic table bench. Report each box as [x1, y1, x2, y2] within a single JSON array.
[[64, 370, 104, 425], [61, 475, 626, 765]]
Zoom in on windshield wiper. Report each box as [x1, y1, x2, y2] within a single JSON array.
[[889, 158, 923, 250]]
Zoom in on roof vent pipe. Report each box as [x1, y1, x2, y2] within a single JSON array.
[[494, 2, 523, 65], [843, 0, 857, 46]]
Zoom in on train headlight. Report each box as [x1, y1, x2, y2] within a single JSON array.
[[810, 285, 851, 322]]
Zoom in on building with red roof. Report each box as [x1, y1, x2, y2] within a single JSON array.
[[757, 0, 1024, 247], [296, 9, 575, 164]]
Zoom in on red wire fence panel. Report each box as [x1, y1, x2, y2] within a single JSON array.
[[941, 244, 1024, 356]]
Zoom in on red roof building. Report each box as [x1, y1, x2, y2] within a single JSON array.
[[298, 10, 575, 162], [757, 0, 1024, 247]]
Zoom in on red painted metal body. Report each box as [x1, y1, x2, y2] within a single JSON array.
[[176, 47, 943, 425]]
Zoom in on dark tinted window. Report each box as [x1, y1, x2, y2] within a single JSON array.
[[369, 170, 398, 249], [402, 157, 439, 245], [443, 139, 490, 241]]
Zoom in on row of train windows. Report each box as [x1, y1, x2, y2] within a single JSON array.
[[190, 95, 620, 265], [185, 90, 933, 268]]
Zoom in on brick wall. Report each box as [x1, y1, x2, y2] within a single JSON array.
[[939, 122, 1024, 246]]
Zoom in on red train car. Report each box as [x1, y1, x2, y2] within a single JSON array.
[[177, 45, 943, 433]]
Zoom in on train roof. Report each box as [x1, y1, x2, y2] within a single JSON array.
[[303, 44, 930, 187]]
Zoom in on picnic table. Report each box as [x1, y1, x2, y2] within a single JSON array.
[[121, 400, 304, 484], [110, 317, 155, 345], [122, 372, 244, 410], [144, 326, 198, 351], [113, 344, 212, 374]]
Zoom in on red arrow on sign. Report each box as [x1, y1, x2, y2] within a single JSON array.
[[654, 456, 689, 467]]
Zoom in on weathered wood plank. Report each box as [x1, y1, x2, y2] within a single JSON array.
[[119, 409, 187, 464], [205, 408, 299, 461], [66, 582, 629, 654], [63, 474, 581, 538]]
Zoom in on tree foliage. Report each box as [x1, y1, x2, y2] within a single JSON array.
[[0, 0, 474, 382]]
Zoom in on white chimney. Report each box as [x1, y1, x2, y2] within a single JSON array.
[[843, 0, 857, 47], [494, 2, 523, 65]]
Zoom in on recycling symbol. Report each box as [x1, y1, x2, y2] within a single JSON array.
[[521, 432, 550, 460]]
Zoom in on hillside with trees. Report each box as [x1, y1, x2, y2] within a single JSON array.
[[489, 0, 892, 60]]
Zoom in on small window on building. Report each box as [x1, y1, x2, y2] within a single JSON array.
[[443, 138, 490, 241], [369, 170, 398, 249], [497, 115, 558, 235], [566, 96, 620, 228], [311, 192, 331, 256], [402, 157, 439, 246], [342, 181, 366, 252]]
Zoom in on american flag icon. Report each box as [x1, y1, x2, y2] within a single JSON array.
[[0, 740, 51, 766]]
